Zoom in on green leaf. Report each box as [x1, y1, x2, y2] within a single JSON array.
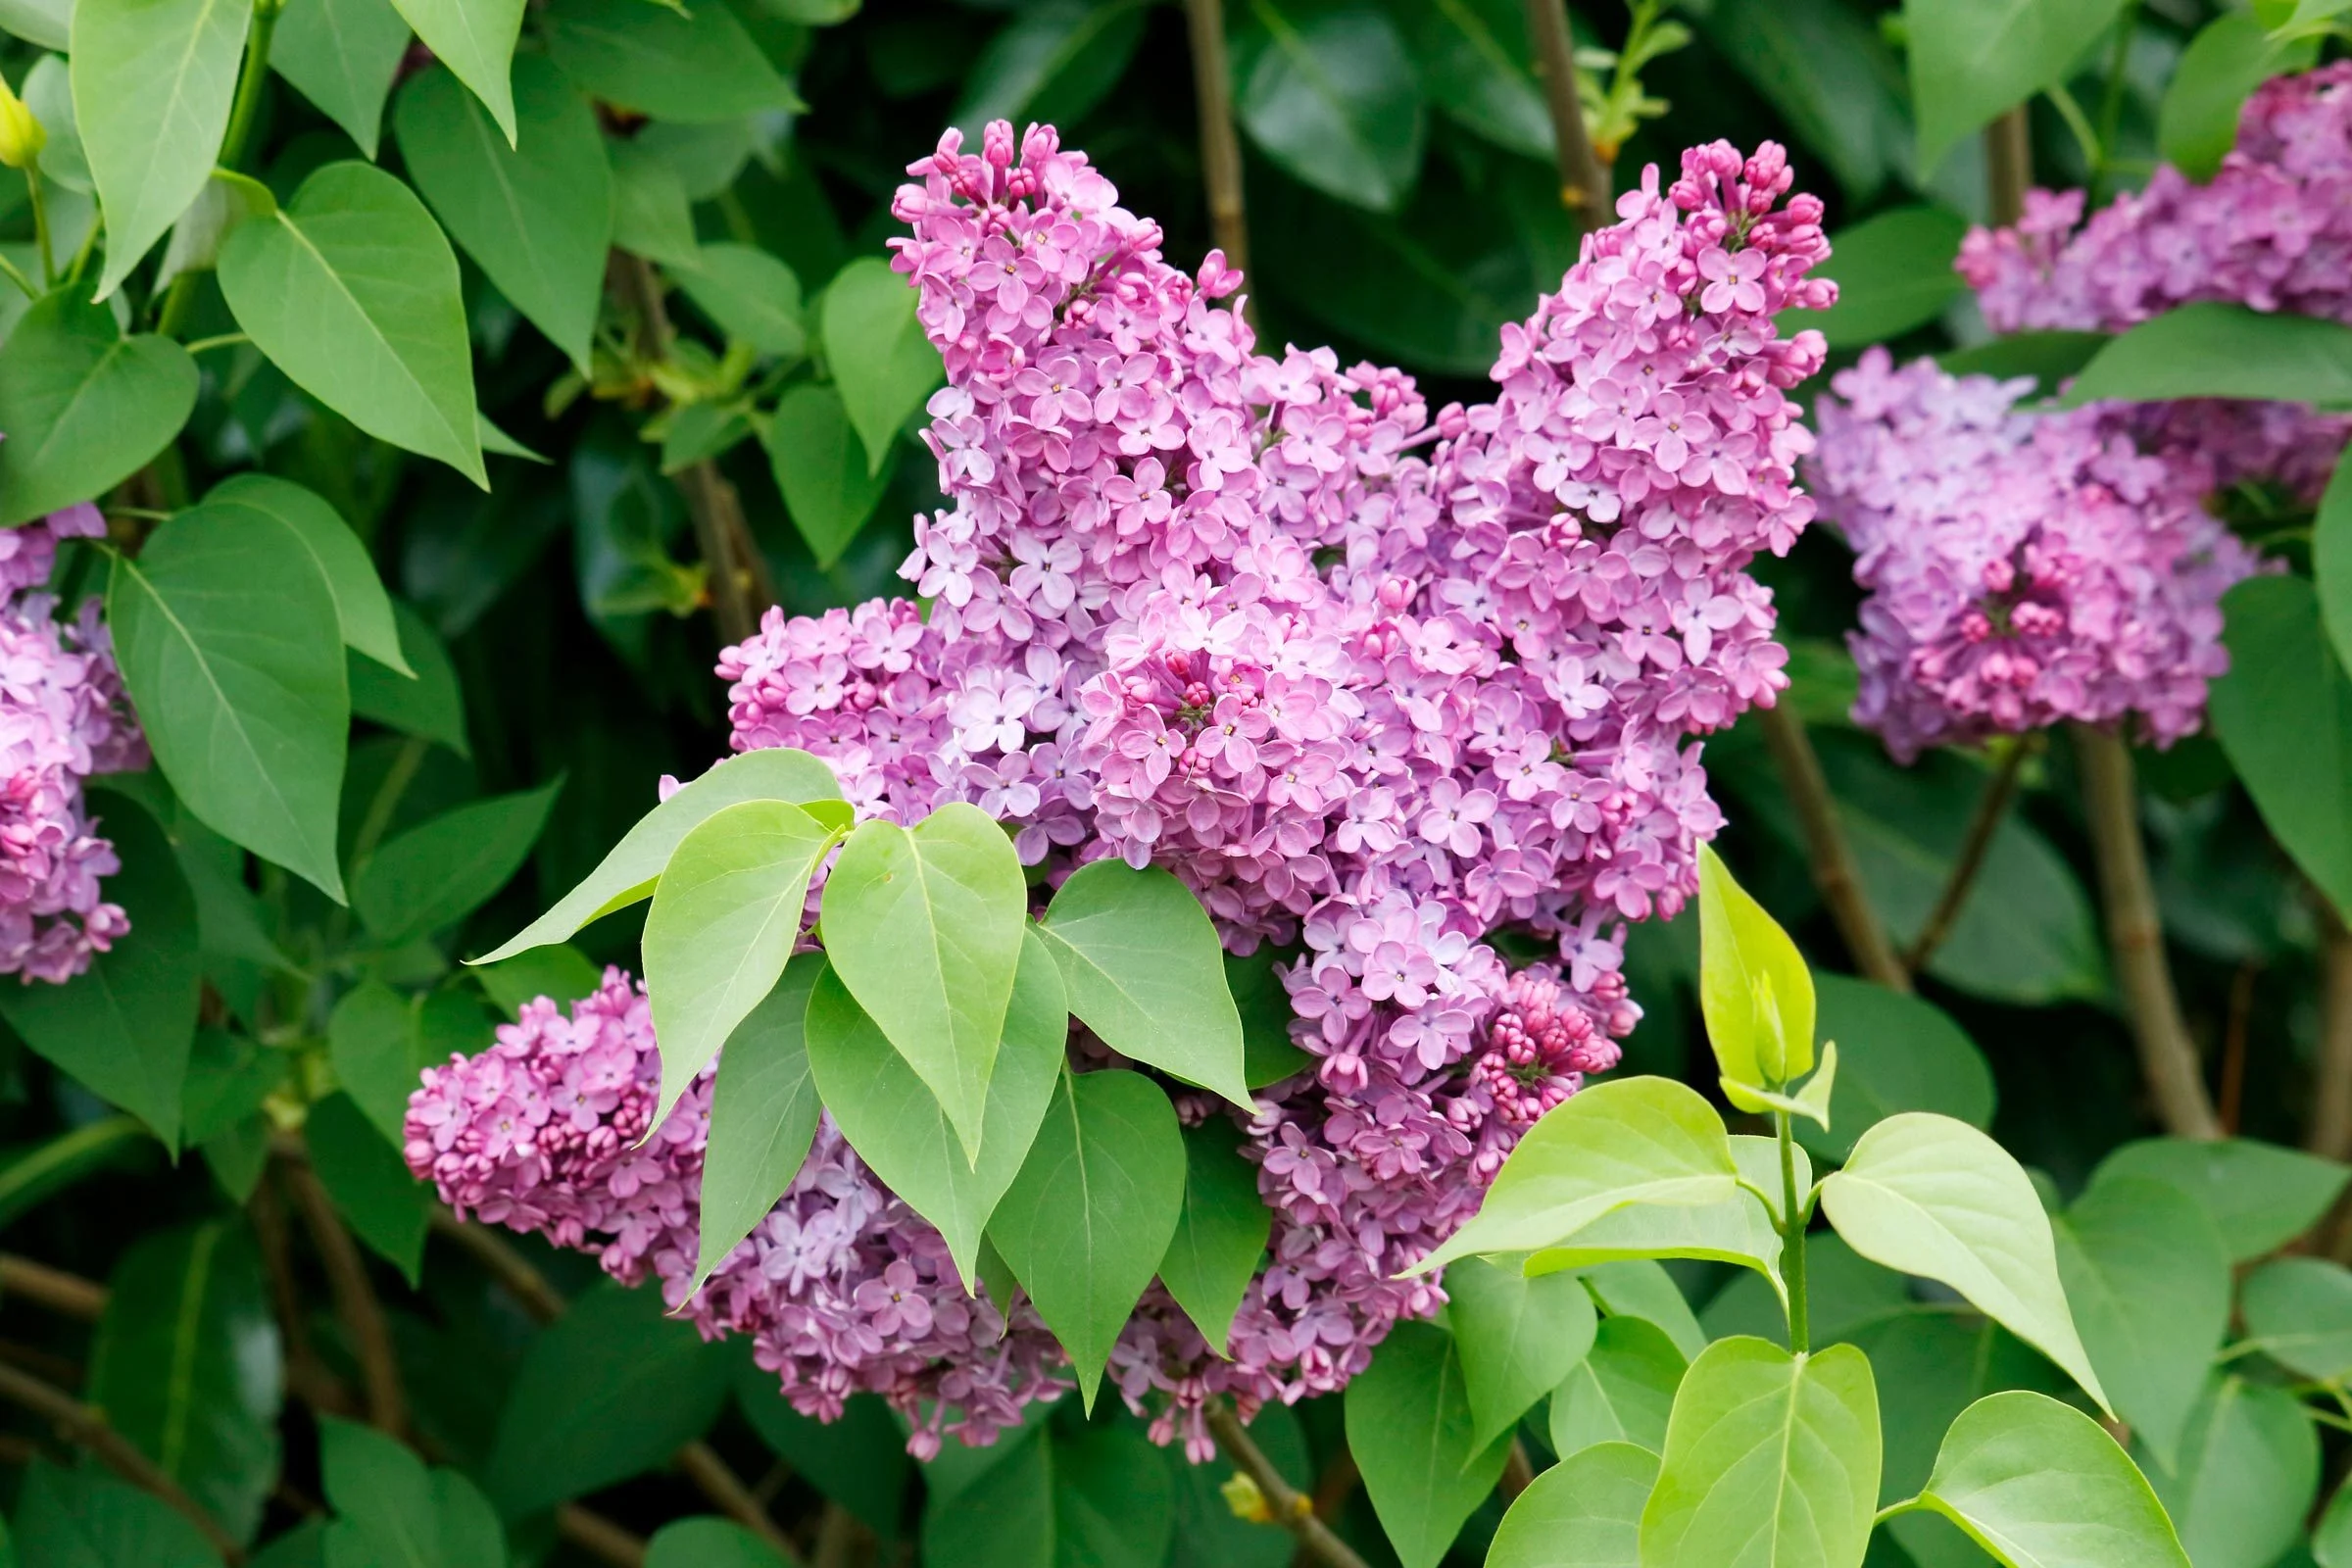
[[475, 944, 603, 1017], [181, 1028, 283, 1150], [14, 1461, 221, 1568], [988, 1068, 1186, 1407], [2158, 13, 2318, 183], [1819, 1112, 2109, 1415], [2317, 1480, 2352, 1568], [1156, 1116, 1271, 1354], [608, 138, 702, 270], [1550, 1315, 1689, 1459], [1227, 948, 1313, 1087], [647, 1518, 787, 1568], [327, 980, 431, 1147], [220, 160, 486, 487], [821, 257, 943, 476], [1936, 330, 2111, 397], [820, 805, 1028, 1163], [1487, 1441, 1656, 1568], [1892, 1392, 2188, 1568], [2053, 1177, 2230, 1470], [1639, 1337, 1880, 1568], [2140, 1376, 2319, 1568], [1524, 1134, 1796, 1300], [1345, 1319, 1512, 1568], [385, 0, 525, 142], [476, 748, 843, 962], [1039, 858, 1252, 1107], [1168, 1399, 1306, 1568], [677, 243, 807, 359], [763, 381, 890, 567], [395, 57, 612, 373], [951, 0, 1149, 135], [0, 792, 197, 1146], [0, 1116, 148, 1233], [205, 474, 410, 675], [0, 0, 66, 49], [1053, 1417, 1179, 1568], [2057, 303, 2352, 409], [1233, 0, 1425, 215], [644, 798, 838, 1121], [71, 0, 252, 301], [1444, 1253, 1598, 1450], [692, 956, 825, 1295], [2316, 450, 2352, 683], [22, 55, 88, 193], [1579, 1258, 1708, 1360], [2212, 575, 2352, 920], [270, 0, 412, 159], [2240, 1256, 2352, 1381], [318, 1416, 506, 1568], [1800, 976, 1994, 1164], [1905, 0, 2132, 176], [543, 0, 801, 122], [1394, 0, 1549, 161], [1410, 1076, 1740, 1275], [805, 941, 1067, 1282], [920, 1421, 1054, 1568], [307, 1091, 429, 1282], [485, 1280, 735, 1517], [351, 600, 468, 757], [354, 781, 562, 946], [88, 1219, 281, 1545], [1809, 208, 1971, 349], [734, 1376, 910, 1541], [1696, 845, 1815, 1098], [1708, 0, 1906, 204], [0, 289, 198, 525], [2089, 1136, 2350, 1263], [110, 503, 350, 900]]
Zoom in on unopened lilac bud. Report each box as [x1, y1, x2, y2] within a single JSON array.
[[0, 78, 45, 171]]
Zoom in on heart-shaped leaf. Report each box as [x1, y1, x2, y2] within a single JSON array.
[[1346, 1320, 1512, 1568], [0, 290, 196, 526], [1445, 1253, 1598, 1450]]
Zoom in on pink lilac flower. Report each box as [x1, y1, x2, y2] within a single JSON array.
[[419, 122, 1835, 1455]]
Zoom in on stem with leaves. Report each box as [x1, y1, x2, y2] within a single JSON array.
[[1525, 0, 1613, 229]]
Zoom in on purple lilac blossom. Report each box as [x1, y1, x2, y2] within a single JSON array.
[[410, 122, 1834, 1456]]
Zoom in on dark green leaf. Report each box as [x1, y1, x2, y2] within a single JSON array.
[[0, 1116, 149, 1232], [1549, 1311, 1688, 1459], [1488, 1441, 1655, 1568], [2212, 575, 2352, 920], [1157, 1116, 1270, 1354], [1345, 1319, 1511, 1568], [2140, 1376, 2319, 1568], [764, 381, 891, 568], [821, 257, 943, 476], [205, 474, 409, 675], [318, 1414, 509, 1566], [951, 0, 1149, 135], [0, 289, 198, 526], [14, 1461, 222, 1568], [2058, 303, 2352, 409], [326, 980, 431, 1147], [2091, 1135, 2349, 1263], [1798, 975, 1994, 1163], [693, 956, 825, 1293], [1054, 1417, 1176, 1568], [270, 0, 412, 160], [544, 0, 801, 122], [475, 944, 603, 1017], [1809, 208, 1970, 348], [646, 1518, 786, 1568], [1935, 330, 2110, 396], [920, 1422, 1054, 1568], [385, 0, 525, 140], [2158, 13, 2317, 182], [2315, 449, 2352, 682], [307, 1092, 430, 1281], [1226, 948, 1312, 1087], [1446, 1253, 1598, 1449], [354, 781, 562, 946], [1393, 0, 1549, 161], [181, 1027, 283, 1147], [610, 138, 702, 269], [1168, 1399, 1307, 1568], [677, 243, 807, 359], [1906, 0, 2132, 176], [351, 600, 470, 758], [733, 1372, 910, 1540], [1233, 0, 1425, 215]]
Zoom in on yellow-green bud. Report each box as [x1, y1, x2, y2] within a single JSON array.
[[0, 78, 45, 172]]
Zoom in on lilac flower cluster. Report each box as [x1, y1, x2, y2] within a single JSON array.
[[414, 122, 1833, 1451], [0, 501, 144, 983], [1814, 64, 2352, 759]]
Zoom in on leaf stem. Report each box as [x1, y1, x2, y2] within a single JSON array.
[[1525, 0, 1614, 230], [24, 166, 52, 287], [1778, 1108, 1808, 1353], [155, 0, 280, 340], [2094, 0, 2140, 178], [183, 331, 250, 355], [1903, 737, 2034, 977], [2044, 83, 2102, 176], [1757, 705, 1912, 992], [1204, 1398, 1373, 1568], [0, 246, 36, 300]]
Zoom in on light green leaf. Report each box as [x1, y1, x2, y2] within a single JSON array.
[[1905, 0, 2132, 176], [1639, 1337, 1880, 1568], [109, 502, 351, 901], [88, 1219, 281, 1544], [821, 257, 943, 476], [988, 1068, 1186, 1407], [1524, 1134, 1797, 1301], [2053, 1177, 2230, 1470], [1444, 1253, 1597, 1451], [14, 1461, 220, 1568], [395, 58, 611, 373], [0, 289, 198, 526], [2057, 303, 2352, 409], [819, 804, 1028, 1164], [1487, 1441, 1655, 1568], [2159, 13, 2318, 182], [1697, 844, 1815, 1098], [608, 137, 702, 269], [0, 792, 197, 1147], [354, 781, 562, 946], [0, 0, 67, 49], [270, 0, 412, 159], [351, 600, 468, 756], [1345, 1319, 1511, 1568], [647, 1518, 788, 1568], [2317, 1479, 2352, 1568], [476, 748, 844, 962], [692, 956, 825, 1296], [2091, 1136, 2351, 1263], [543, 0, 801, 122], [804, 943, 1066, 1285], [2140, 1376, 2319, 1568], [2240, 1256, 2352, 1381], [1892, 1392, 2188, 1568], [307, 1091, 429, 1282], [22, 56, 87, 192], [206, 473, 409, 674], [1799, 975, 1995, 1164], [1039, 858, 1252, 1107], [950, 0, 1149, 135], [677, 243, 807, 359], [1549, 1315, 1689, 1459], [152, 172, 276, 295], [1233, 0, 1426, 215], [72, 0, 252, 301], [1809, 207, 1971, 348], [1724, 1043, 1838, 1130], [1579, 1259, 1707, 1361], [644, 798, 838, 1122], [1819, 1112, 2109, 1416], [386, 0, 525, 142], [1409, 1076, 1740, 1275], [764, 381, 890, 568], [219, 160, 486, 487], [326, 980, 433, 1148], [1157, 1116, 1271, 1355], [2212, 575, 2352, 921]]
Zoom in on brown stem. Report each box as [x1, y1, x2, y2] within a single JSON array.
[[1203, 1399, 1371, 1568], [2073, 724, 2222, 1140], [0, 1361, 246, 1562], [1309, 1446, 1358, 1522], [1525, 0, 1613, 229], [1182, 0, 1251, 296], [677, 1442, 807, 1565], [2219, 960, 2258, 1137], [2311, 903, 2352, 1160], [1985, 107, 2034, 228], [559, 1502, 651, 1568], [812, 1501, 873, 1568], [287, 1160, 408, 1437], [1904, 740, 2033, 976], [1499, 1438, 1537, 1500], [1758, 705, 1911, 992], [253, 1172, 359, 1418], [0, 1254, 107, 1320]]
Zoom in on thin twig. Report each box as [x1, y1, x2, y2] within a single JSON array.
[[1309, 1446, 1358, 1522], [2311, 902, 2352, 1161], [2219, 960, 2258, 1137], [1203, 1399, 1371, 1568], [286, 1159, 408, 1437], [1759, 705, 1912, 992], [253, 1171, 359, 1419], [812, 1500, 872, 1568], [1985, 107, 2034, 229], [559, 1502, 651, 1568], [0, 1361, 246, 1562], [1904, 739, 2033, 976], [0, 1254, 107, 1320], [1182, 0, 1253, 322], [677, 1442, 807, 1565], [2072, 724, 2221, 1140], [1525, 0, 1613, 229], [1499, 1438, 1537, 1500]]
